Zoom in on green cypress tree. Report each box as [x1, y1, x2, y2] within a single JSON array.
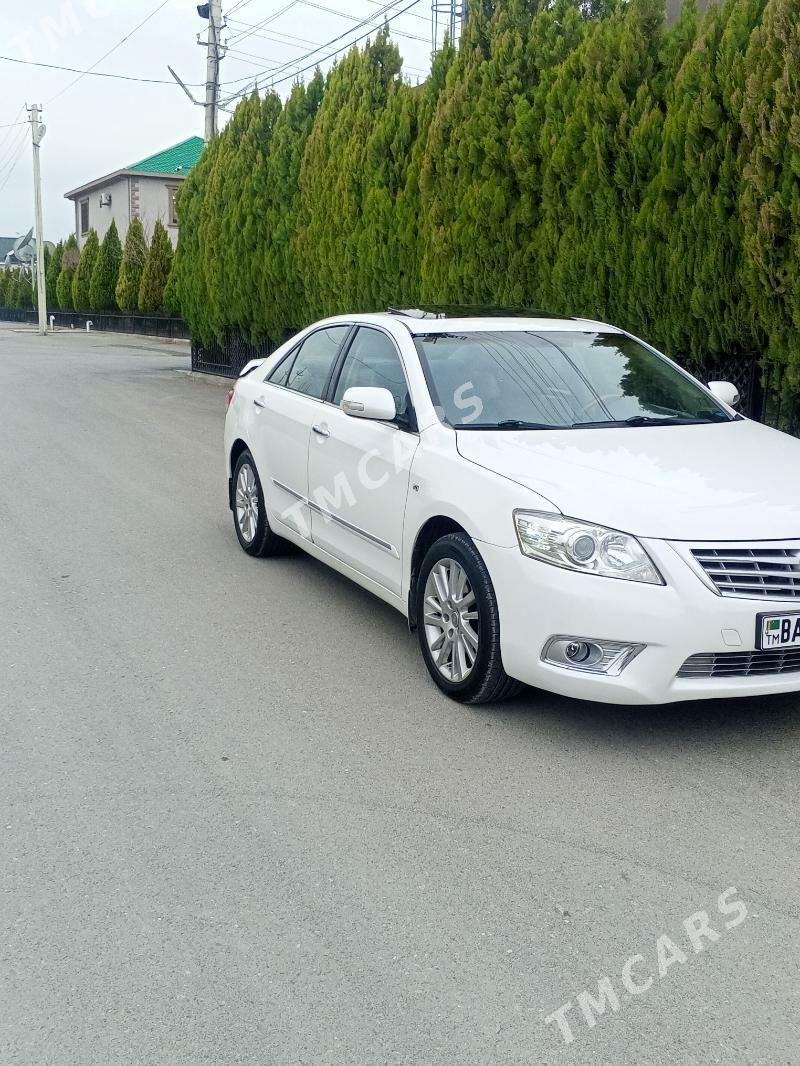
[[643, 0, 766, 363], [418, 1, 537, 305], [89, 220, 122, 311], [2, 270, 17, 307], [0, 269, 9, 306], [57, 235, 79, 310], [298, 30, 405, 319], [534, 0, 666, 322], [6, 271, 19, 307], [739, 0, 800, 412], [115, 217, 148, 314], [260, 73, 325, 341], [219, 92, 283, 341], [45, 240, 64, 310], [138, 220, 173, 313], [71, 229, 99, 310], [15, 270, 33, 309]]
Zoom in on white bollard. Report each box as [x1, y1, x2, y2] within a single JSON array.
[[86, 321, 93, 332], [49, 315, 55, 331]]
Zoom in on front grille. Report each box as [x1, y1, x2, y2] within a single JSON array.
[[678, 648, 800, 678], [692, 547, 800, 600]]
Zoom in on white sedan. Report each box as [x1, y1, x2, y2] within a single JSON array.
[[224, 309, 800, 705]]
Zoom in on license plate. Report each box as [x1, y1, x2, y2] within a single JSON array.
[[757, 611, 800, 650]]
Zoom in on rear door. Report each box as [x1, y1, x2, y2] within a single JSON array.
[[307, 326, 419, 595], [248, 324, 350, 539]]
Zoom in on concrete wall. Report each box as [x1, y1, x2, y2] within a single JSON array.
[[136, 179, 180, 247], [73, 175, 182, 249], [74, 176, 130, 248]]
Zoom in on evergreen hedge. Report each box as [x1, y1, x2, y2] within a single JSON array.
[[138, 220, 173, 313], [71, 229, 99, 311], [56, 235, 79, 310], [90, 221, 122, 311], [116, 217, 148, 314], [170, 0, 800, 420], [46, 241, 64, 310]]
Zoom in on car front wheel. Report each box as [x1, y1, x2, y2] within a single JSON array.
[[415, 532, 522, 704], [232, 450, 285, 557]]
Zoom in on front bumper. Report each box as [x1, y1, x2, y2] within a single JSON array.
[[478, 537, 800, 705]]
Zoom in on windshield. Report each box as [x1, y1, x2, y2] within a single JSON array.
[[414, 330, 733, 429]]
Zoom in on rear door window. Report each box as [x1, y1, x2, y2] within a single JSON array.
[[284, 327, 349, 400]]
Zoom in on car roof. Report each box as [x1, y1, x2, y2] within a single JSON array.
[[325, 311, 623, 336]]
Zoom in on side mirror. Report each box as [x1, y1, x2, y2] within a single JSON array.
[[708, 380, 740, 409], [341, 386, 396, 422]]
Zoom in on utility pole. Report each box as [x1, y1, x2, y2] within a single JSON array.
[[168, 2, 225, 140], [431, 0, 467, 54], [200, 0, 223, 141], [28, 104, 47, 336]]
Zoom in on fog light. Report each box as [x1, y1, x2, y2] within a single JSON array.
[[542, 636, 645, 676], [565, 640, 591, 663]]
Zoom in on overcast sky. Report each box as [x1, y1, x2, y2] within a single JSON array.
[[0, 0, 433, 241]]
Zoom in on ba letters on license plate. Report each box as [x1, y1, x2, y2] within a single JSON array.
[[759, 613, 800, 649]]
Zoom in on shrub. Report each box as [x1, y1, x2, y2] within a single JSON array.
[[138, 220, 173, 313], [116, 217, 148, 314], [71, 229, 99, 310], [89, 220, 122, 310]]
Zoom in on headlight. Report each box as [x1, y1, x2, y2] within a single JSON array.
[[513, 511, 664, 585]]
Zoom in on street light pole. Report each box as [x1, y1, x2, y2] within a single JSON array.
[[204, 0, 222, 141], [28, 104, 47, 336]]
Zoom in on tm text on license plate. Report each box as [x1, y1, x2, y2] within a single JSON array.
[[758, 612, 800, 650]]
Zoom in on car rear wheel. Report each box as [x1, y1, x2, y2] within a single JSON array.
[[232, 450, 285, 557], [416, 532, 522, 704]]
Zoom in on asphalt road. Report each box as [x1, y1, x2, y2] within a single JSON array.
[[1, 326, 799, 1065]]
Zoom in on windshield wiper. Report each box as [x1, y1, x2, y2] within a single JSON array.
[[574, 415, 721, 428], [457, 419, 572, 431]]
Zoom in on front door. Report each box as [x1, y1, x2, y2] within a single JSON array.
[[307, 326, 418, 596], [248, 324, 349, 538]]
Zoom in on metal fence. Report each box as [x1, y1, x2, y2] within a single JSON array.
[[682, 354, 765, 422], [191, 333, 280, 377], [0, 306, 190, 340]]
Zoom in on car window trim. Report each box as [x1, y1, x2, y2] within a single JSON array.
[[265, 342, 300, 386], [326, 324, 418, 433], [265, 324, 352, 401]]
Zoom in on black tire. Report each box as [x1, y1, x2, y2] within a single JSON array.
[[415, 532, 522, 704], [232, 449, 286, 558]]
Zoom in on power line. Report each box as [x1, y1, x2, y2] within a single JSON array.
[[363, 0, 428, 20], [46, 0, 177, 104], [226, 17, 320, 48], [220, 0, 422, 101], [0, 54, 203, 88], [227, 0, 302, 45], [0, 108, 28, 170], [0, 126, 28, 194], [221, 0, 420, 87], [299, 0, 428, 42], [0, 105, 27, 161]]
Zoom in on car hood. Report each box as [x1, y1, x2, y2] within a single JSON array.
[[456, 419, 800, 541]]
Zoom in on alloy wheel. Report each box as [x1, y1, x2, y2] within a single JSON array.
[[423, 557, 480, 683], [235, 463, 259, 543]]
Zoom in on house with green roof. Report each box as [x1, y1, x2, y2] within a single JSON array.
[[64, 136, 204, 249]]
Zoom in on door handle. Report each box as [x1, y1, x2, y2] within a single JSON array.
[[253, 397, 267, 409], [312, 424, 330, 438]]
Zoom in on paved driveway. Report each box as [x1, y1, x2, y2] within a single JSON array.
[[1, 327, 798, 1064]]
